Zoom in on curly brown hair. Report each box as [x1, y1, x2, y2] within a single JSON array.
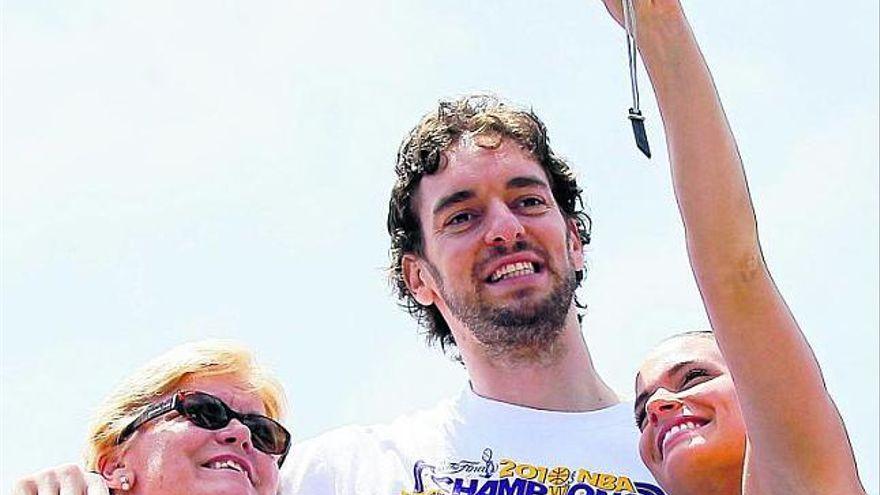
[[387, 94, 592, 353]]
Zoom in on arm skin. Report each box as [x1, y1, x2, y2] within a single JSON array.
[[600, 1, 865, 493]]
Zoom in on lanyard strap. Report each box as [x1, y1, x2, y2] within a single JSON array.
[[623, 0, 641, 112], [622, 0, 651, 158]]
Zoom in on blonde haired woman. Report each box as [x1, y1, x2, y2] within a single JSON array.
[[16, 340, 291, 495]]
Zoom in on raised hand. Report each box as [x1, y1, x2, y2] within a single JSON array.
[[12, 464, 109, 495], [597, 0, 685, 34]]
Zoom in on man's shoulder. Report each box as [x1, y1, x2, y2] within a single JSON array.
[[279, 398, 459, 494], [295, 395, 457, 453]]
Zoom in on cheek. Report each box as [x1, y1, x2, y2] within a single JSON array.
[[159, 420, 211, 449], [133, 423, 210, 479], [445, 233, 482, 262], [637, 428, 655, 465], [254, 457, 281, 494], [637, 436, 649, 465], [708, 379, 741, 417], [432, 244, 478, 284], [637, 429, 666, 483], [717, 385, 747, 437], [530, 220, 574, 260], [696, 380, 747, 448]]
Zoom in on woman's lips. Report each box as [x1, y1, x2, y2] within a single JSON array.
[[201, 454, 255, 484], [656, 416, 709, 459]]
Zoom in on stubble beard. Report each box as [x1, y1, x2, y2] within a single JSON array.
[[429, 250, 578, 364]]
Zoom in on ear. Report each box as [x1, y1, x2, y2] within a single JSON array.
[[566, 218, 584, 269], [402, 253, 438, 306], [98, 449, 136, 492]]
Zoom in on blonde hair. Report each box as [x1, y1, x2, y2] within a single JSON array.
[[84, 339, 287, 470]]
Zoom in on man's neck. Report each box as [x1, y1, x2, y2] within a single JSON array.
[[461, 312, 620, 412]]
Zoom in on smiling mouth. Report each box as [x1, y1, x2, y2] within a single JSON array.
[[659, 419, 709, 458], [202, 460, 251, 483], [487, 262, 540, 283]]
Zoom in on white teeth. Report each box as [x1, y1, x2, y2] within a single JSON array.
[[661, 422, 700, 453], [209, 460, 244, 473], [490, 262, 536, 282]]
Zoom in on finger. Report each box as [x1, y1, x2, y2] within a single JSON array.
[[11, 478, 39, 495], [34, 473, 60, 495], [57, 469, 88, 495], [85, 472, 111, 495], [599, 0, 626, 28]]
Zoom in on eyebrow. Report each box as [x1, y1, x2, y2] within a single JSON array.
[[634, 360, 699, 417], [507, 175, 549, 190], [431, 175, 550, 216], [433, 190, 475, 216]]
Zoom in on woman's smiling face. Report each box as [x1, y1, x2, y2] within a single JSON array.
[[112, 374, 281, 495], [635, 335, 747, 494]]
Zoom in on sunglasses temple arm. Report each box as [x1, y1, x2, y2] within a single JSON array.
[[118, 397, 177, 444]]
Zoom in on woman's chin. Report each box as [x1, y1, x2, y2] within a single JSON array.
[[655, 437, 744, 494]]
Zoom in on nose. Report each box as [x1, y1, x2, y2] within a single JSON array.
[[483, 202, 525, 246], [646, 390, 684, 426], [216, 419, 253, 451]]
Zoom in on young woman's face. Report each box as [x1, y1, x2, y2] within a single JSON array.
[[635, 336, 747, 493], [115, 374, 281, 495]]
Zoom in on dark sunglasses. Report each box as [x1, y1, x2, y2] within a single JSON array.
[[118, 390, 291, 466]]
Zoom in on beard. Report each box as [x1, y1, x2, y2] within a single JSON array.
[[428, 241, 578, 362]]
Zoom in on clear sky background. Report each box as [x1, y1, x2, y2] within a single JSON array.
[[2, 0, 878, 492]]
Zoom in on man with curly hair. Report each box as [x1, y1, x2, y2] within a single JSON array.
[[18, 0, 777, 493], [283, 92, 661, 494], [386, 95, 595, 367], [282, 91, 669, 495], [295, 85, 673, 493]]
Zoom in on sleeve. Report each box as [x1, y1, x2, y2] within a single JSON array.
[[278, 435, 338, 495], [278, 425, 373, 495]]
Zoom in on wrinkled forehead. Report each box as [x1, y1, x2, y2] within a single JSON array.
[[636, 335, 725, 391]]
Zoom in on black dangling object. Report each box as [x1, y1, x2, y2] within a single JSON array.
[[628, 108, 651, 158], [623, 0, 651, 158]]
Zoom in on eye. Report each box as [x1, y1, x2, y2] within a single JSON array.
[[681, 368, 711, 387], [448, 212, 472, 224], [443, 211, 478, 231], [515, 196, 548, 211], [635, 409, 647, 430]]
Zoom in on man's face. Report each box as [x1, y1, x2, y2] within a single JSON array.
[[404, 136, 583, 357]]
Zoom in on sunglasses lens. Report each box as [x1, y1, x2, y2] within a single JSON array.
[[181, 393, 229, 429], [178, 391, 290, 458], [244, 417, 290, 455]]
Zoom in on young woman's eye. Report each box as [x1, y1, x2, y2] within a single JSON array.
[[682, 368, 710, 387], [635, 410, 647, 430]]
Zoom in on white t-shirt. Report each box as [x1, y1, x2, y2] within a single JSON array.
[[280, 388, 665, 495]]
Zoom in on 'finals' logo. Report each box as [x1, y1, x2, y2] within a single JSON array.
[[402, 449, 665, 495]]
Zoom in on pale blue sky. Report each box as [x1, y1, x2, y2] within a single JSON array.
[[2, 0, 878, 492]]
